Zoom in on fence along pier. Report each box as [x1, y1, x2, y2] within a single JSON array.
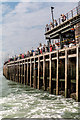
[[3, 4, 80, 102]]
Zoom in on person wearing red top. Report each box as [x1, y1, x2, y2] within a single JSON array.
[[40, 48, 42, 54], [22, 54, 24, 59], [50, 45, 52, 52]]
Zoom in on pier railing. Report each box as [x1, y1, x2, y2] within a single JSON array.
[[45, 5, 80, 32]]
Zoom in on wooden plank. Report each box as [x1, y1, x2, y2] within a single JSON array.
[[76, 46, 80, 102], [59, 56, 65, 59], [56, 51, 59, 95], [52, 57, 57, 60], [45, 59, 49, 61], [43, 55, 46, 91], [68, 54, 77, 58], [67, 46, 76, 50], [40, 60, 43, 62], [65, 49, 68, 98]]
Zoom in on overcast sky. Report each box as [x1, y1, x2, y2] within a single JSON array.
[[0, 0, 79, 64]]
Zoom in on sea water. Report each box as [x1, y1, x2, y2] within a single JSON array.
[[0, 73, 80, 119]]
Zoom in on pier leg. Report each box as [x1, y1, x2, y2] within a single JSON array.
[[24, 60, 26, 85], [10, 66, 11, 80], [8, 67, 10, 80], [30, 59, 32, 87], [15, 65, 17, 82], [16, 64, 18, 82], [14, 64, 16, 81], [11, 66, 12, 80], [17, 64, 19, 82], [22, 62, 24, 84], [21, 63, 23, 84], [17, 63, 19, 82], [76, 46, 80, 102], [6, 66, 8, 79], [33, 58, 36, 88], [6, 67, 7, 78], [14, 65, 15, 81], [19, 62, 21, 83], [43, 55, 46, 91], [59, 33, 63, 49], [65, 49, 68, 98], [56, 51, 59, 95], [49, 54, 52, 94], [38, 57, 40, 89], [12, 66, 13, 81], [27, 60, 29, 85]]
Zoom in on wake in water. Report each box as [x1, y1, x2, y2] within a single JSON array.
[[0, 76, 80, 119]]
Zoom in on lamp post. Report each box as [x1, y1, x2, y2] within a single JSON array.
[[51, 7, 54, 26]]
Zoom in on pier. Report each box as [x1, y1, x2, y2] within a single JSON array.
[[3, 45, 80, 101], [3, 5, 80, 102]]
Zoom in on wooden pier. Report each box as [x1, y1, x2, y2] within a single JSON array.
[[3, 4, 80, 102], [3, 45, 80, 102]]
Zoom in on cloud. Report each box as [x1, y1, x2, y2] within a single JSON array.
[[2, 3, 12, 16], [2, 2, 51, 54], [2, 2, 78, 62], [1, 0, 80, 2]]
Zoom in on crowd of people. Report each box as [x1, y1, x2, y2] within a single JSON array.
[[46, 14, 67, 31], [5, 43, 56, 64], [4, 38, 77, 65]]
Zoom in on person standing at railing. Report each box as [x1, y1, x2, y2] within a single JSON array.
[[22, 54, 24, 59], [42, 47, 45, 53], [54, 20, 58, 27], [26, 51, 30, 57], [45, 45, 49, 52], [46, 24, 49, 31], [39, 43, 43, 54], [40, 48, 42, 54], [61, 14, 66, 22], [50, 22, 54, 30], [37, 48, 40, 55], [50, 44, 52, 52], [52, 44, 56, 51]]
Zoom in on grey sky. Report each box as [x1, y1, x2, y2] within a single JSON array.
[[1, 1, 79, 63]]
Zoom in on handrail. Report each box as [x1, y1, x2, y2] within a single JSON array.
[[6, 44, 80, 65], [45, 5, 80, 32]]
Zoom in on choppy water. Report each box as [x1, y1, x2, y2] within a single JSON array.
[[0, 74, 80, 119]]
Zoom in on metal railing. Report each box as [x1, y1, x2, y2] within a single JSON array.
[[45, 5, 80, 32]]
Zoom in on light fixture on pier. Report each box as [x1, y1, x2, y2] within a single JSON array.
[[51, 7, 54, 25]]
